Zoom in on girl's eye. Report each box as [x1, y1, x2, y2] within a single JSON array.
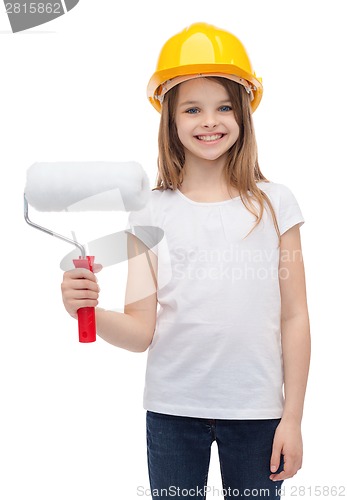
[[219, 105, 232, 112], [186, 108, 199, 114]]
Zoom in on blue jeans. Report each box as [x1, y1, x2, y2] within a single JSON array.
[[146, 411, 284, 499]]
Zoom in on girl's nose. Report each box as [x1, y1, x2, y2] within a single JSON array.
[[202, 112, 219, 128]]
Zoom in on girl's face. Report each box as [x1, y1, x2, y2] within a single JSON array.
[[175, 78, 240, 165]]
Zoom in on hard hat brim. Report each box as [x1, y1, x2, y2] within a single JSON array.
[[147, 64, 263, 113]]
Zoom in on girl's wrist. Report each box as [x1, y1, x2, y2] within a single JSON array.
[[281, 410, 303, 426]]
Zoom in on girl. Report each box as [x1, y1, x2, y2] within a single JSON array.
[[61, 23, 311, 500]]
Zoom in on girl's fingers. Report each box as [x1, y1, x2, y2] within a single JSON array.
[[67, 289, 99, 300], [73, 298, 99, 309], [92, 263, 103, 273], [61, 267, 101, 319], [62, 270, 100, 292], [68, 280, 100, 292], [63, 268, 98, 282]]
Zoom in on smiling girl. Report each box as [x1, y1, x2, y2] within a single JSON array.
[[61, 23, 311, 500]]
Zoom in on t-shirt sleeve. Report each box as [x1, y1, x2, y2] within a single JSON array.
[[124, 197, 161, 254], [278, 184, 305, 235]]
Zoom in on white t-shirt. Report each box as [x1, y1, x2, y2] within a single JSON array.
[[125, 180, 305, 419]]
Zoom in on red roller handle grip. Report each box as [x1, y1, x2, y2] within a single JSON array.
[[73, 256, 96, 343]]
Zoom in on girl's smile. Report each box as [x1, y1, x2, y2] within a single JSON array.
[[195, 133, 226, 143]]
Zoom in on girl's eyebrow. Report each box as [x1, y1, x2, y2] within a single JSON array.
[[178, 100, 200, 107], [178, 99, 233, 107]]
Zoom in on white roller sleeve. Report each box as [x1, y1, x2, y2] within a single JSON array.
[[24, 161, 150, 212]]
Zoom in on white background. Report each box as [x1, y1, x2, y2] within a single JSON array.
[[1, 1, 346, 499]]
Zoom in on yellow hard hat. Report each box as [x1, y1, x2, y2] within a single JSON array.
[[147, 22, 263, 113]]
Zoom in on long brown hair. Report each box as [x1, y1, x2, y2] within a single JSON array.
[[153, 77, 281, 244]]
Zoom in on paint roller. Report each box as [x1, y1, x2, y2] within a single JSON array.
[[24, 161, 150, 343]]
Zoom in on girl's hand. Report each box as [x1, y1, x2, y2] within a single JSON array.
[[269, 419, 303, 481], [61, 264, 102, 319]]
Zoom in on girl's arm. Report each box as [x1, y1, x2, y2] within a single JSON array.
[[270, 223, 311, 481], [96, 233, 158, 352]]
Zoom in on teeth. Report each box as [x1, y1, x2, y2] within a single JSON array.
[[197, 134, 223, 141]]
